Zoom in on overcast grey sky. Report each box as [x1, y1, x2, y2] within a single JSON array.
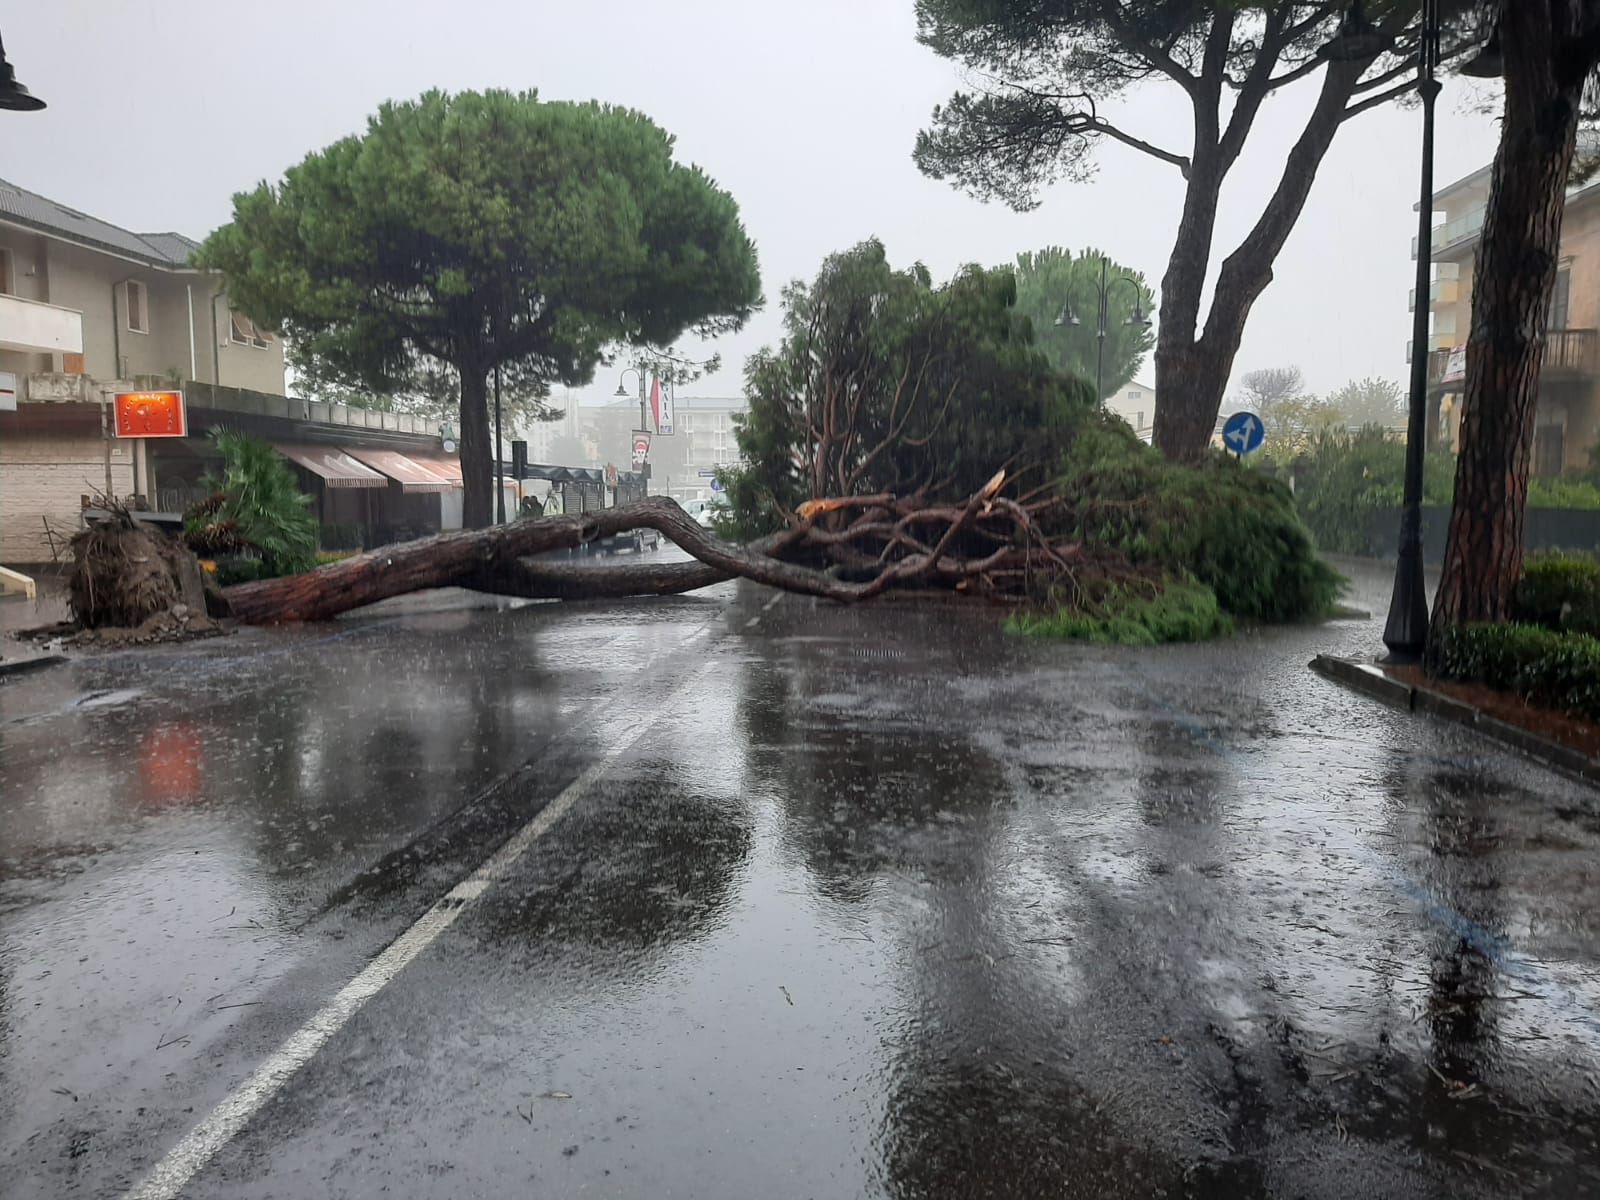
[[4, 1, 1503, 407]]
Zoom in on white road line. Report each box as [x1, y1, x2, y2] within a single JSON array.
[[126, 657, 713, 1200]]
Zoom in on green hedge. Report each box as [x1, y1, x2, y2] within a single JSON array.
[[1281, 430, 1600, 554], [1513, 551, 1600, 638], [212, 558, 265, 587], [1007, 578, 1232, 645], [1433, 622, 1600, 722]]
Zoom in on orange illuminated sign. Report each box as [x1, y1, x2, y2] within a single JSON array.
[[113, 390, 187, 438]]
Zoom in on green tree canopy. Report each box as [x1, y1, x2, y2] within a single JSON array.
[[913, 0, 1488, 463], [1011, 247, 1154, 400], [201, 88, 762, 527], [723, 239, 1093, 535], [292, 354, 562, 439], [1324, 375, 1406, 428]]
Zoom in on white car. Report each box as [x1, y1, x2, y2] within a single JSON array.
[[684, 498, 723, 529]]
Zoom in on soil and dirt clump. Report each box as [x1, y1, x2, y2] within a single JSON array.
[[27, 506, 234, 651]]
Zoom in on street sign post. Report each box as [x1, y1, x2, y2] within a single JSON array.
[[1221, 410, 1264, 457]]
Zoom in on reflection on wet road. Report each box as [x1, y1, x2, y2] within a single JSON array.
[[3, 563, 1600, 1197]]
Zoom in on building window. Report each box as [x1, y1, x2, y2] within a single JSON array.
[[0, 247, 12, 295], [229, 310, 272, 349], [1550, 268, 1571, 330], [126, 280, 148, 334], [1127, 390, 1142, 399]]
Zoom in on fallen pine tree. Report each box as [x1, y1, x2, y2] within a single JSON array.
[[70, 242, 1340, 642], [216, 471, 1109, 623]]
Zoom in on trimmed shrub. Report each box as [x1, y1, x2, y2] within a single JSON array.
[[1527, 476, 1600, 510], [212, 558, 265, 587], [1058, 417, 1342, 623], [1514, 551, 1600, 638], [1433, 622, 1600, 722], [1007, 577, 1232, 645]]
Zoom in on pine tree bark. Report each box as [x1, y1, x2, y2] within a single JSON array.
[[459, 367, 494, 529], [1152, 60, 1366, 462], [1432, 2, 1585, 636]]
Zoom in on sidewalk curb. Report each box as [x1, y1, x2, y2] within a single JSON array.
[[0, 652, 68, 680], [1310, 653, 1600, 784]]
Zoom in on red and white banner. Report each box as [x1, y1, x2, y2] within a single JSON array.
[[650, 374, 675, 436], [631, 431, 651, 468]]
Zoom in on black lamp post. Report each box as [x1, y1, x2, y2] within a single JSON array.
[[494, 363, 506, 524], [1378, 0, 1442, 663], [0, 31, 46, 112], [1055, 254, 1150, 404]]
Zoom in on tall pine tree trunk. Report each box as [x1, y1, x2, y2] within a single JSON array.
[[1152, 59, 1365, 462], [1151, 145, 1226, 462], [459, 366, 494, 530], [1431, 3, 1583, 635]]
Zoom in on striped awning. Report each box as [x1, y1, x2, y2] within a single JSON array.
[[346, 448, 456, 492], [407, 452, 464, 487], [273, 443, 387, 488]]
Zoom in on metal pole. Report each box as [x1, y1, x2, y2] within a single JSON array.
[[494, 363, 505, 524], [639, 369, 650, 495], [1382, 0, 1439, 662], [100, 388, 113, 498], [1096, 256, 1108, 405]]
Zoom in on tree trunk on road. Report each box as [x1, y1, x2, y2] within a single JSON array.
[[219, 501, 868, 623], [218, 488, 1080, 625], [1432, 2, 1586, 637], [459, 366, 494, 530]]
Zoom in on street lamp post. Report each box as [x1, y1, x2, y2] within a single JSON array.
[[1381, 0, 1442, 663], [614, 367, 650, 492], [0, 31, 47, 111], [494, 363, 505, 524], [1055, 255, 1150, 404]]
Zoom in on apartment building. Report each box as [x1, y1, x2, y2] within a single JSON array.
[[1419, 150, 1600, 476], [0, 178, 299, 562], [575, 393, 747, 501]]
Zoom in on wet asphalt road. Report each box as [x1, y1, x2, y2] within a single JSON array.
[[4, 560, 1600, 1198]]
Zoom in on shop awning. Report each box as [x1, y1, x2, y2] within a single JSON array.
[[407, 453, 464, 486], [273, 443, 387, 488], [346, 448, 456, 492]]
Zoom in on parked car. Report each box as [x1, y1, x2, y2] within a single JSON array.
[[684, 497, 726, 529]]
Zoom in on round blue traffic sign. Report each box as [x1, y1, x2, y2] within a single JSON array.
[[1222, 410, 1265, 455], [709, 477, 724, 493]]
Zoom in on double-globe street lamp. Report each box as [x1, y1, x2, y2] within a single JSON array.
[[615, 348, 715, 494], [1054, 255, 1151, 405]]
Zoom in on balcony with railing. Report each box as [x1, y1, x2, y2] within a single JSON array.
[[0, 294, 84, 356], [1425, 328, 1599, 386], [1409, 262, 1463, 311], [1412, 207, 1486, 259]]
